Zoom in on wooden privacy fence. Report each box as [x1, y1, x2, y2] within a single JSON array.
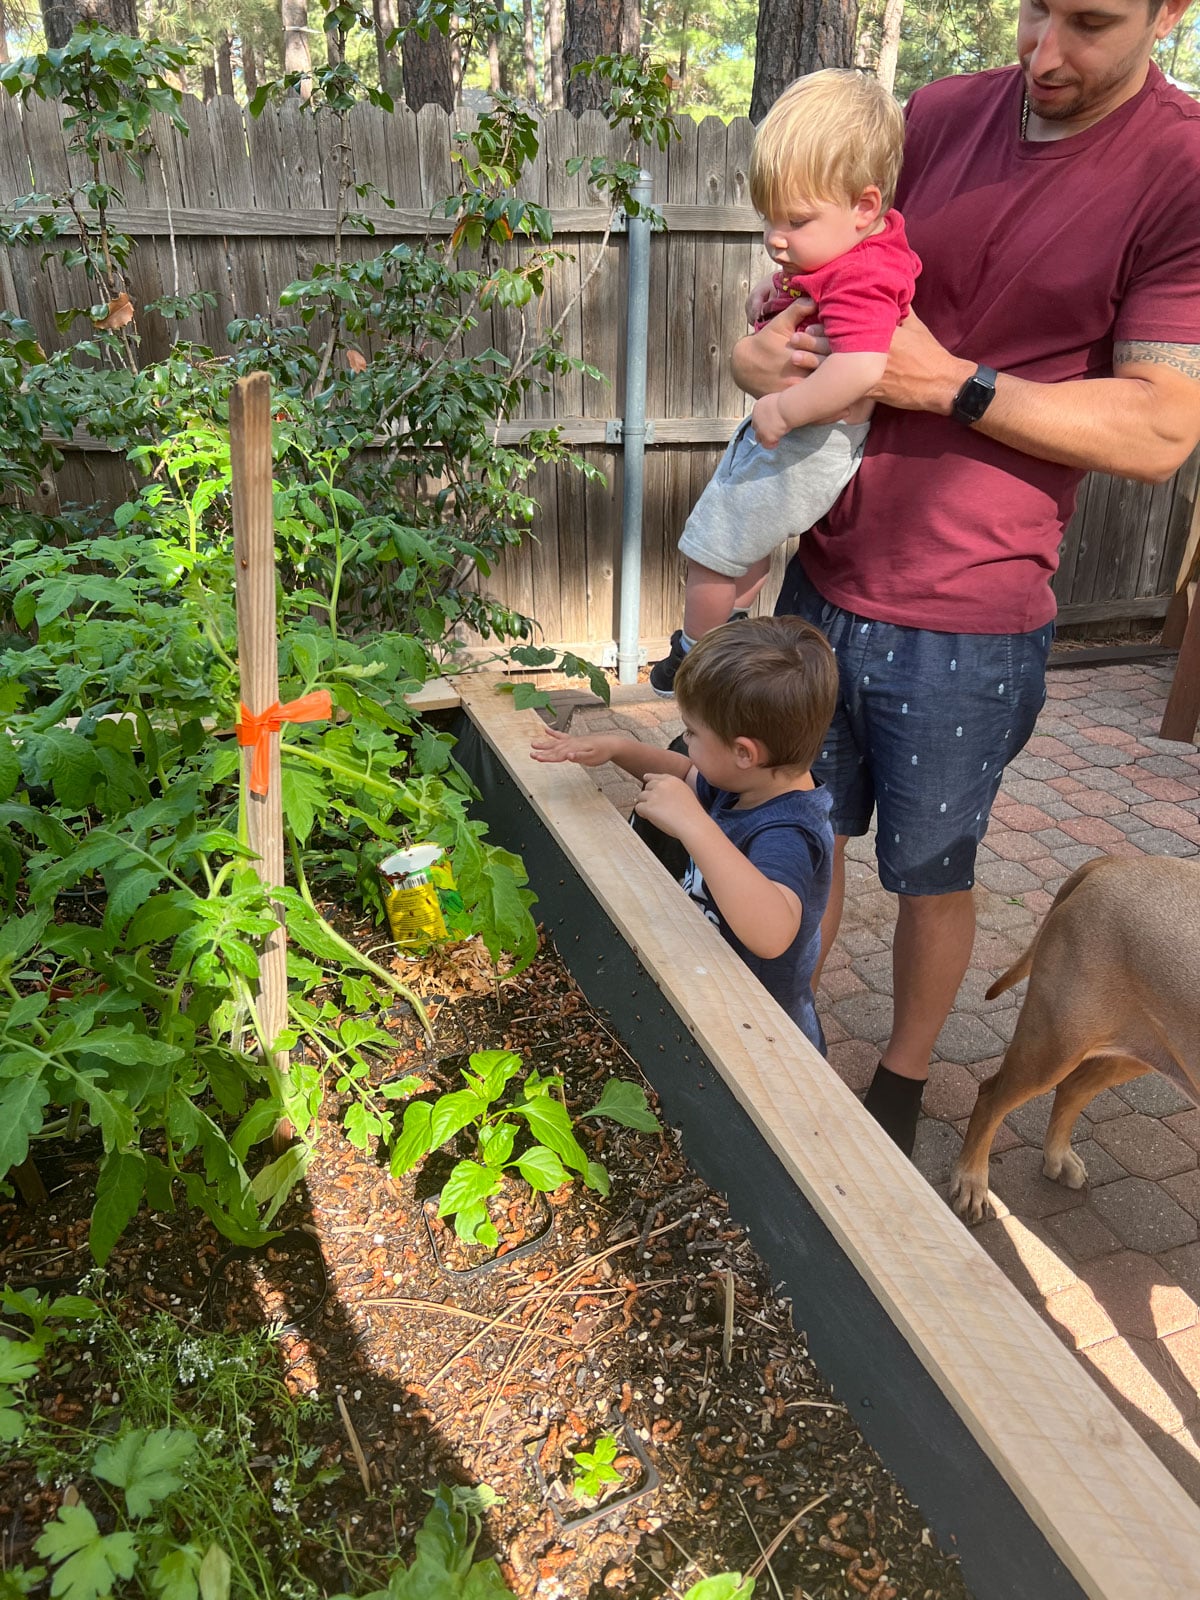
[[2, 92, 1195, 651]]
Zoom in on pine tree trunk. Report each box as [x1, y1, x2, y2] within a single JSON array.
[[374, 0, 402, 95], [546, 0, 564, 109], [217, 31, 235, 97], [281, 0, 313, 101], [397, 0, 454, 111], [0, 0, 9, 66], [522, 0, 538, 103], [201, 58, 217, 100], [749, 0, 859, 121], [875, 0, 904, 92], [488, 33, 501, 93], [242, 39, 258, 96], [42, 0, 140, 49], [563, 0, 640, 112]]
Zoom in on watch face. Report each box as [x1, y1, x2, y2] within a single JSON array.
[[954, 368, 996, 425]]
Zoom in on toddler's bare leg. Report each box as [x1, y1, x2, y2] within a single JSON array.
[[683, 563, 747, 640], [733, 558, 771, 614]]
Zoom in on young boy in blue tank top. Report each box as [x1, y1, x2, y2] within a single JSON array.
[[530, 616, 837, 1053]]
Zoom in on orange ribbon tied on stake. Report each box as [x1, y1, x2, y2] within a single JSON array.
[[237, 691, 332, 797]]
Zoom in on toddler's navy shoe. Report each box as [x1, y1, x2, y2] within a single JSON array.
[[649, 630, 687, 697]]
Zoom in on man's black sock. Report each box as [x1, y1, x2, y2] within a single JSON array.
[[862, 1063, 925, 1158]]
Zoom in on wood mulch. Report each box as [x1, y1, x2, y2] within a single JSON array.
[[0, 933, 975, 1600]]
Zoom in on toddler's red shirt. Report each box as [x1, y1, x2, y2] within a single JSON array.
[[755, 210, 921, 353]]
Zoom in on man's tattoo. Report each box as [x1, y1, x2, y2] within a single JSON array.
[[1113, 341, 1200, 382]]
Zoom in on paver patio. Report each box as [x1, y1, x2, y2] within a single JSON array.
[[556, 656, 1200, 1506]]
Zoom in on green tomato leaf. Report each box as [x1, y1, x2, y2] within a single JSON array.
[[0, 1075, 51, 1177], [89, 1149, 145, 1266]]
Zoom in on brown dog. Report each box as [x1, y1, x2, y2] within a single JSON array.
[[949, 854, 1200, 1225]]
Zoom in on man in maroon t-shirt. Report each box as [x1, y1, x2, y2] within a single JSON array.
[[733, 0, 1200, 1155]]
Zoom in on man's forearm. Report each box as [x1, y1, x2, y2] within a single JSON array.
[[885, 323, 1200, 484], [924, 359, 1196, 484]]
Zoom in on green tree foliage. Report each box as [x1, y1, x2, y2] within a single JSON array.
[[644, 0, 757, 118]]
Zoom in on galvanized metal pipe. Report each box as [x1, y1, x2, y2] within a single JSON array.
[[616, 171, 653, 686]]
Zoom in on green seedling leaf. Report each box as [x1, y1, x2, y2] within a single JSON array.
[[515, 1144, 569, 1192], [197, 1542, 230, 1600], [467, 1050, 522, 1102], [476, 1120, 515, 1169], [682, 1578, 756, 1600], [151, 1546, 200, 1600], [93, 1426, 196, 1518], [511, 1093, 589, 1180], [0, 1338, 41, 1386], [429, 1088, 488, 1149], [439, 1159, 501, 1221], [390, 1100, 434, 1177], [572, 1433, 622, 1498], [581, 1079, 660, 1133], [34, 1503, 138, 1600]]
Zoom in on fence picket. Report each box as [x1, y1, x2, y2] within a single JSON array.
[[2, 96, 1193, 643]]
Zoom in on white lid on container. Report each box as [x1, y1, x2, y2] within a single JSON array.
[[380, 843, 443, 878]]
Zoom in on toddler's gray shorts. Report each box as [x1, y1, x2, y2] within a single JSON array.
[[677, 416, 870, 578]]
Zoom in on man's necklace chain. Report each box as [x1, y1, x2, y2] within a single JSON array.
[[1020, 93, 1030, 139]]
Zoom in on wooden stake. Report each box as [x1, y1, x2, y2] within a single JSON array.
[[229, 372, 290, 1093]]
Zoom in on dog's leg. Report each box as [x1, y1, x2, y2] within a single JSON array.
[[1042, 1054, 1146, 1188], [950, 1022, 1089, 1226]]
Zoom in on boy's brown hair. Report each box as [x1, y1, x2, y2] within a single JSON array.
[[673, 615, 838, 772], [750, 68, 906, 218]]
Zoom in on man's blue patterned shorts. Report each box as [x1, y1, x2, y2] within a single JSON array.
[[777, 562, 1053, 895]]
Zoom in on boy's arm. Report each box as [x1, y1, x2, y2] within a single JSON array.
[[530, 726, 693, 782], [634, 776, 802, 959], [752, 351, 887, 447]]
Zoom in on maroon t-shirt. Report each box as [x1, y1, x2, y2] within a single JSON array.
[[799, 64, 1200, 633]]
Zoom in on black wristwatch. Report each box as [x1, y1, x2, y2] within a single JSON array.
[[951, 364, 998, 426]]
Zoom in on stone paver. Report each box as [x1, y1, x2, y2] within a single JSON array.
[[568, 655, 1200, 1503], [1090, 1115, 1198, 1179], [1090, 1178, 1199, 1253]]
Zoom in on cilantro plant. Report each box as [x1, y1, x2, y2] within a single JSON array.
[[10, 1295, 514, 1600], [389, 1049, 659, 1245]]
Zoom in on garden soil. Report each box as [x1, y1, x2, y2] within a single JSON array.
[[0, 932, 974, 1600]]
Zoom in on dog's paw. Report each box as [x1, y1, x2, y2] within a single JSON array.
[[948, 1167, 992, 1226], [1043, 1146, 1088, 1190]]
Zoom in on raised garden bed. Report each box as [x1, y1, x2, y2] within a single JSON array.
[[445, 673, 1200, 1600]]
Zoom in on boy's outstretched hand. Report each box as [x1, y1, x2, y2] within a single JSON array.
[[529, 726, 615, 768], [632, 773, 705, 838]]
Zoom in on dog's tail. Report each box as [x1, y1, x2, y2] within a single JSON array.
[[984, 857, 1110, 999]]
